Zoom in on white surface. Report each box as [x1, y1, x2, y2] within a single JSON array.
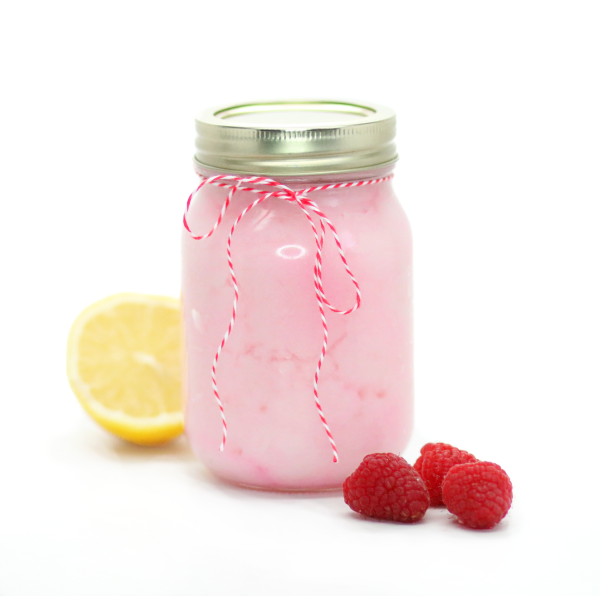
[[1, 1, 599, 594]]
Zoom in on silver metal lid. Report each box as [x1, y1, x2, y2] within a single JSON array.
[[194, 100, 397, 176]]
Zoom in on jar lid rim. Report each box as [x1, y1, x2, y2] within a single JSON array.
[[194, 99, 397, 176]]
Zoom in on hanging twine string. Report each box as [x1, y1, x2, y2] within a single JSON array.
[[183, 173, 392, 462]]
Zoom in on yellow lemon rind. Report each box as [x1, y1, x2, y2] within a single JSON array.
[[66, 293, 184, 446]]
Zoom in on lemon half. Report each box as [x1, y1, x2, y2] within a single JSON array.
[[67, 293, 184, 445]]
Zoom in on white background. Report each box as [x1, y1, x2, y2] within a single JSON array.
[[1, 1, 599, 594]]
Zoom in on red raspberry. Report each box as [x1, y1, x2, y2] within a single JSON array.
[[414, 442, 478, 506], [442, 461, 513, 529], [343, 453, 430, 522]]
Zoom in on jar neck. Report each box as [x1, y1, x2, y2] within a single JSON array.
[[193, 164, 396, 187]]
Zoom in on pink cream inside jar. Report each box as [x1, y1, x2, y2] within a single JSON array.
[[182, 101, 413, 490]]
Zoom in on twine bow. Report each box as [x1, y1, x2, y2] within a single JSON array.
[[184, 174, 391, 462]]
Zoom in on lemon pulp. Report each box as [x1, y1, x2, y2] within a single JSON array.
[[67, 293, 183, 445]]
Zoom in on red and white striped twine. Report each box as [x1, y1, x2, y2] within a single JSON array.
[[183, 173, 392, 463]]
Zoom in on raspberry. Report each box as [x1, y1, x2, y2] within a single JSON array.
[[442, 461, 513, 529], [343, 453, 430, 522], [414, 442, 478, 506]]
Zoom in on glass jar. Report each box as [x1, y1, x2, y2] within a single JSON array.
[[182, 101, 413, 490]]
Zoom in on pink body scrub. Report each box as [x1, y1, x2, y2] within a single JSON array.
[[182, 101, 413, 490]]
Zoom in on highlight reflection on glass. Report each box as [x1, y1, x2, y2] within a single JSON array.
[[276, 244, 307, 260]]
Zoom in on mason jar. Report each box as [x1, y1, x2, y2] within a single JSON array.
[[182, 100, 413, 490]]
